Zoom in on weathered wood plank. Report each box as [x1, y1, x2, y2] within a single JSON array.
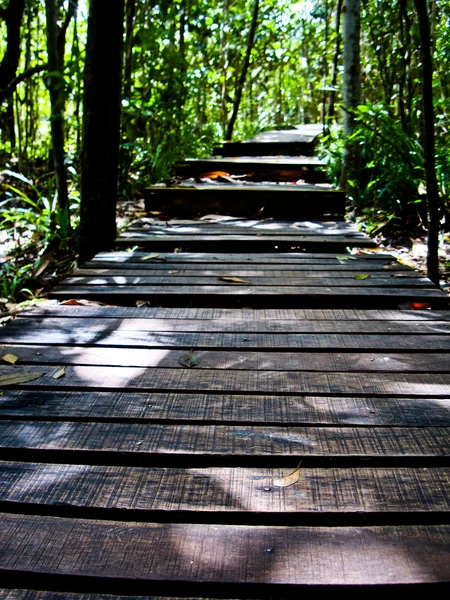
[[2, 390, 450, 426], [61, 275, 431, 288], [1, 462, 448, 514], [22, 306, 450, 321], [9, 316, 450, 334], [49, 284, 446, 301], [2, 345, 449, 373], [0, 421, 449, 458], [74, 268, 423, 279], [91, 251, 396, 261], [3, 327, 450, 351], [0, 592, 203, 600], [116, 233, 375, 250], [0, 514, 449, 585]]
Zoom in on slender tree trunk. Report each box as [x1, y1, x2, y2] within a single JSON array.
[[0, 0, 25, 90], [225, 0, 259, 141], [414, 0, 440, 285], [327, 0, 343, 122], [340, 0, 361, 192], [79, 0, 125, 261], [45, 0, 70, 233]]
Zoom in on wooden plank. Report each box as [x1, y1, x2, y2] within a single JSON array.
[[0, 514, 449, 585], [8, 316, 450, 334], [3, 326, 450, 351], [82, 261, 412, 272], [0, 593, 200, 600], [91, 251, 396, 261], [1, 462, 449, 514], [73, 268, 423, 279], [48, 284, 447, 301], [1, 421, 449, 460], [175, 157, 328, 182], [125, 224, 366, 236], [2, 345, 449, 373], [61, 275, 432, 288], [144, 186, 345, 219], [2, 390, 450, 426], [0, 592, 202, 600], [116, 233, 376, 250], [22, 306, 450, 321]]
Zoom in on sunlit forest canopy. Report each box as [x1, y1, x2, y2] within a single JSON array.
[[0, 0, 449, 299]]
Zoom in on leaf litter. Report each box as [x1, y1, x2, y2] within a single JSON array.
[[0, 372, 45, 386], [273, 462, 302, 488], [219, 276, 249, 284], [52, 367, 66, 379], [2, 353, 19, 365]]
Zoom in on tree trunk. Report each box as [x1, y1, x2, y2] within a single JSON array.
[[45, 0, 70, 234], [327, 0, 343, 122], [225, 0, 259, 141], [79, 0, 125, 261], [0, 0, 25, 90], [413, 0, 440, 285], [340, 0, 361, 192]]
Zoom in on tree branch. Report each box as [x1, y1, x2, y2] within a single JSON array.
[[0, 63, 47, 102]]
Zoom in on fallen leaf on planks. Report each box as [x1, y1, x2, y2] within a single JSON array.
[[336, 255, 357, 261], [142, 254, 160, 261], [136, 300, 151, 307], [2, 353, 19, 365], [0, 372, 45, 386], [61, 299, 105, 306], [52, 367, 66, 379], [354, 274, 369, 280], [410, 302, 432, 310], [219, 276, 249, 284], [198, 171, 230, 180], [169, 270, 182, 274], [273, 463, 302, 488], [179, 352, 201, 368]]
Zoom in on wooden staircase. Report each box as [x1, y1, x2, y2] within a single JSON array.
[[0, 126, 449, 598]]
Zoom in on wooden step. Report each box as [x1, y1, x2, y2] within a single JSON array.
[[143, 184, 345, 219], [117, 219, 376, 252], [175, 156, 328, 183], [213, 127, 323, 157]]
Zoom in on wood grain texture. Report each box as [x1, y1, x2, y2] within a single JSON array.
[[9, 316, 450, 334], [21, 305, 450, 321], [2, 390, 450, 426], [0, 513, 449, 585], [1, 364, 450, 395], [0, 421, 449, 458], [2, 345, 449, 373], [1, 462, 449, 514], [61, 275, 431, 288], [3, 326, 450, 350]]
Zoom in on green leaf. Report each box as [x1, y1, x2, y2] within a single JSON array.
[[354, 274, 370, 280]]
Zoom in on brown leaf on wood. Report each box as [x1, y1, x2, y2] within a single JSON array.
[[0, 372, 45, 386], [52, 367, 66, 379], [273, 463, 302, 488], [198, 171, 230, 180], [61, 299, 105, 306], [219, 276, 249, 284], [2, 353, 19, 365]]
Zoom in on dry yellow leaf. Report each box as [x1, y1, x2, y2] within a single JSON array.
[[142, 254, 160, 260], [2, 353, 19, 365], [0, 372, 45, 386], [273, 463, 302, 488], [219, 276, 249, 284], [52, 367, 66, 379]]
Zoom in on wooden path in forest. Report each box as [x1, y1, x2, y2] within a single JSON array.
[[0, 125, 450, 597]]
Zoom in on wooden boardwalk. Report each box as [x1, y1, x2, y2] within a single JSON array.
[[1, 127, 449, 597]]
